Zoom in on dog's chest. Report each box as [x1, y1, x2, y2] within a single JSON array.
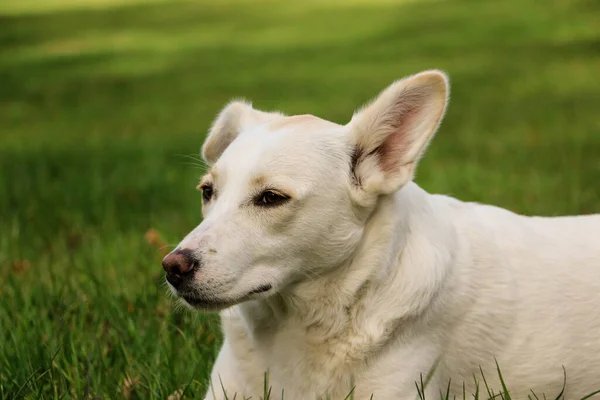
[[259, 326, 365, 396], [227, 313, 379, 399]]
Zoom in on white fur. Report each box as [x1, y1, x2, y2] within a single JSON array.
[[167, 70, 600, 399]]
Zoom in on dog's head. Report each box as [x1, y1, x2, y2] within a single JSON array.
[[163, 70, 449, 310]]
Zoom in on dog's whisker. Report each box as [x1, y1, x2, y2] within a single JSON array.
[[174, 153, 208, 162]]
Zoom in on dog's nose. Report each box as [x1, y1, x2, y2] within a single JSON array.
[[162, 249, 198, 287]]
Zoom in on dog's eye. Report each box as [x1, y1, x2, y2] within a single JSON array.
[[257, 190, 289, 206], [201, 185, 213, 202]]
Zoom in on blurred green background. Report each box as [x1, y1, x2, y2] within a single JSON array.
[[1, 0, 598, 398]]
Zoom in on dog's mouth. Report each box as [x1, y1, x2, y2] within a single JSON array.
[[180, 284, 273, 310], [247, 284, 273, 295]]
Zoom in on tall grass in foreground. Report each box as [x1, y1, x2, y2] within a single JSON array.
[[206, 365, 600, 400]]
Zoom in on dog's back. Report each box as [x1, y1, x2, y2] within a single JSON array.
[[440, 198, 600, 398]]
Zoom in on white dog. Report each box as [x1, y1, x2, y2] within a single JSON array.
[[162, 70, 600, 400]]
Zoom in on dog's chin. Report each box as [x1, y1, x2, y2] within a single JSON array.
[[179, 295, 238, 311], [177, 284, 273, 311]]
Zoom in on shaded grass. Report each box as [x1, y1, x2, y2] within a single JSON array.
[[0, 0, 599, 398]]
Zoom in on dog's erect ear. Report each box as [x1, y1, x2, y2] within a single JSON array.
[[347, 70, 449, 196], [201, 100, 283, 164]]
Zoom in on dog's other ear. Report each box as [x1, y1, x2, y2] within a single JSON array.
[[201, 100, 283, 164], [347, 70, 449, 196]]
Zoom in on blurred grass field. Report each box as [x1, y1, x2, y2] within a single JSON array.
[[0, 0, 599, 398]]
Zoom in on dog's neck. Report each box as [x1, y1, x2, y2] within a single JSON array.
[[233, 182, 458, 346]]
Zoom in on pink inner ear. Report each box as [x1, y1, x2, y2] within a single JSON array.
[[377, 100, 421, 174]]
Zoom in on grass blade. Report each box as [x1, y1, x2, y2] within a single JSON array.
[[343, 386, 356, 400], [552, 366, 566, 400], [580, 389, 600, 400], [494, 359, 511, 400]]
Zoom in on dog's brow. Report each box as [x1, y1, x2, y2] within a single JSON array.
[[251, 174, 266, 187], [198, 173, 214, 187], [208, 168, 218, 179], [249, 174, 296, 197]]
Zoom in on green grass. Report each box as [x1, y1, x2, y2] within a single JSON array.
[[0, 0, 599, 398]]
